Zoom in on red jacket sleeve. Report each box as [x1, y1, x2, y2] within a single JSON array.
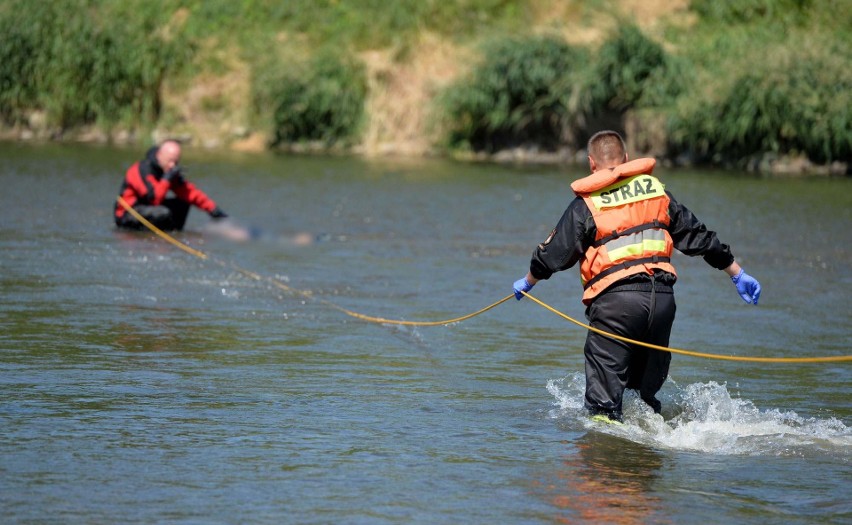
[[123, 163, 147, 199], [173, 180, 217, 213], [116, 163, 149, 217]]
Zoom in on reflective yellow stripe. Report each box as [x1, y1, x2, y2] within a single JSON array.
[[606, 229, 665, 250], [608, 239, 667, 262], [589, 174, 665, 210]]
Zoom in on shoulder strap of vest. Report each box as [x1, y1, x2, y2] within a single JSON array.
[[571, 158, 657, 195]]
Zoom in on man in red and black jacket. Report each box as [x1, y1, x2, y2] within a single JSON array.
[[114, 140, 227, 231]]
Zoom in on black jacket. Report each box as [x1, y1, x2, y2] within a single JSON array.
[[529, 190, 735, 286]]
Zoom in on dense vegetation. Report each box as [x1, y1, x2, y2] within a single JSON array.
[[0, 1, 191, 130], [664, 0, 851, 166], [439, 36, 591, 153], [253, 50, 368, 147], [0, 0, 848, 170], [439, 26, 670, 154]]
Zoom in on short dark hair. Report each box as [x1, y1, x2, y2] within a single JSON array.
[[587, 130, 626, 165]]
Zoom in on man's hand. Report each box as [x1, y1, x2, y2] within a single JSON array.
[[731, 269, 761, 305], [209, 207, 228, 220], [513, 276, 535, 300]]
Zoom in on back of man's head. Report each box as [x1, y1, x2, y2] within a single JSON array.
[[587, 131, 627, 169]]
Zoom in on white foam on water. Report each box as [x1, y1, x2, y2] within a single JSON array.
[[547, 372, 851, 457]]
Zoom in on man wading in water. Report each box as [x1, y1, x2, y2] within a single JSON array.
[[114, 139, 228, 231], [513, 130, 761, 422]]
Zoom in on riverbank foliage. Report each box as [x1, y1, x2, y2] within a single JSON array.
[[0, 1, 191, 130], [0, 0, 848, 170], [438, 36, 590, 153], [253, 50, 368, 147]]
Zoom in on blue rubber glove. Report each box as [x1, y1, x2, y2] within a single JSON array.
[[513, 277, 534, 300], [731, 269, 761, 305]]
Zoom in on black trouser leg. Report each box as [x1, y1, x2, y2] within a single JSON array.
[[163, 198, 191, 231], [116, 204, 172, 230], [115, 200, 189, 232], [583, 289, 676, 418]]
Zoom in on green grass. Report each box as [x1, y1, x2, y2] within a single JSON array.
[[0, 0, 848, 166]]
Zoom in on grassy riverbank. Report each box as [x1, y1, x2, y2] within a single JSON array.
[[0, 0, 848, 173]]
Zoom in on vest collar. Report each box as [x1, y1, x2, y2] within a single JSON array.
[[571, 157, 657, 195]]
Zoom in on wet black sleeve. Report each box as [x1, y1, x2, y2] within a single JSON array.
[[666, 191, 735, 270], [529, 197, 595, 280]]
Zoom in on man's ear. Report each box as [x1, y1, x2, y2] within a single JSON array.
[[588, 156, 597, 172]]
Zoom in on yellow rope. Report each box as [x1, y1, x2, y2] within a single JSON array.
[[320, 294, 515, 326], [116, 195, 851, 362], [116, 196, 506, 326], [117, 197, 208, 260], [521, 291, 852, 363]]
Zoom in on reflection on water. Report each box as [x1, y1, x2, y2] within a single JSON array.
[[548, 433, 665, 525]]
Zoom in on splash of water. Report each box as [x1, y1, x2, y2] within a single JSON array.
[[547, 373, 851, 457]]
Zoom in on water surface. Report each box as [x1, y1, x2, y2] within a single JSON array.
[[1, 143, 849, 524]]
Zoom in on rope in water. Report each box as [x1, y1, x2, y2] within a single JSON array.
[[117, 196, 511, 326], [520, 292, 851, 363], [116, 196, 851, 363], [220, 259, 515, 326]]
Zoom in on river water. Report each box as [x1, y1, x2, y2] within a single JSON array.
[[1, 142, 849, 524]]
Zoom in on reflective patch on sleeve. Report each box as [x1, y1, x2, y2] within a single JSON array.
[[539, 228, 557, 250]]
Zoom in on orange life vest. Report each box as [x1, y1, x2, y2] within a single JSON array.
[[570, 158, 676, 304]]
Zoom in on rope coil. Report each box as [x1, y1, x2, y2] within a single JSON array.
[[116, 196, 851, 364]]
